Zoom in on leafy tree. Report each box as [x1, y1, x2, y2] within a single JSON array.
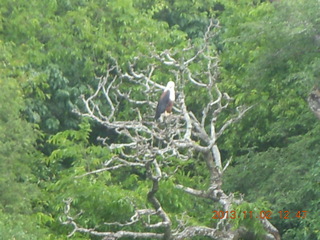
[[219, 0, 320, 154], [218, 0, 320, 239], [224, 125, 320, 240], [136, 0, 218, 38], [1, 0, 186, 137], [0, 76, 49, 238]]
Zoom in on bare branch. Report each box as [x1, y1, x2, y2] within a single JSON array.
[[173, 225, 234, 240], [183, 19, 217, 66], [103, 209, 157, 227], [75, 160, 144, 178], [217, 105, 254, 138]]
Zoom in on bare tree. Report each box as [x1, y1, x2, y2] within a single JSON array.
[[308, 86, 320, 120], [63, 20, 280, 240]]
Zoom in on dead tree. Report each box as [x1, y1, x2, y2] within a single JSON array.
[[308, 86, 320, 120], [63, 20, 280, 240]]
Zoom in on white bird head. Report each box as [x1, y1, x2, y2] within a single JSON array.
[[165, 81, 175, 101], [166, 81, 175, 90]]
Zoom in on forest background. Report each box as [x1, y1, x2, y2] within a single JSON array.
[[0, 0, 319, 239]]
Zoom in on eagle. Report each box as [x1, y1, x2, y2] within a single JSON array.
[[155, 81, 175, 120], [308, 86, 320, 120]]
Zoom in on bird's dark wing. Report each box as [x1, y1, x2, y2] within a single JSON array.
[[155, 90, 170, 119]]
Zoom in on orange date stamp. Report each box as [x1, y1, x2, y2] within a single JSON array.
[[212, 210, 308, 220]]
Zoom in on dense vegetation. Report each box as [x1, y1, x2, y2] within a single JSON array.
[[0, 0, 319, 239]]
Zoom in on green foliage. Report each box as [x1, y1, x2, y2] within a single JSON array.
[[1, 0, 187, 137], [0, 78, 54, 238], [219, 1, 320, 238], [42, 121, 148, 234], [0, 210, 52, 240], [0, 79, 37, 213], [145, 0, 218, 38], [223, 124, 320, 239], [220, 0, 320, 154]]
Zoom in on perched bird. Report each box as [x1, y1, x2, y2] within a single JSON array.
[[308, 86, 320, 120], [155, 81, 175, 120]]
